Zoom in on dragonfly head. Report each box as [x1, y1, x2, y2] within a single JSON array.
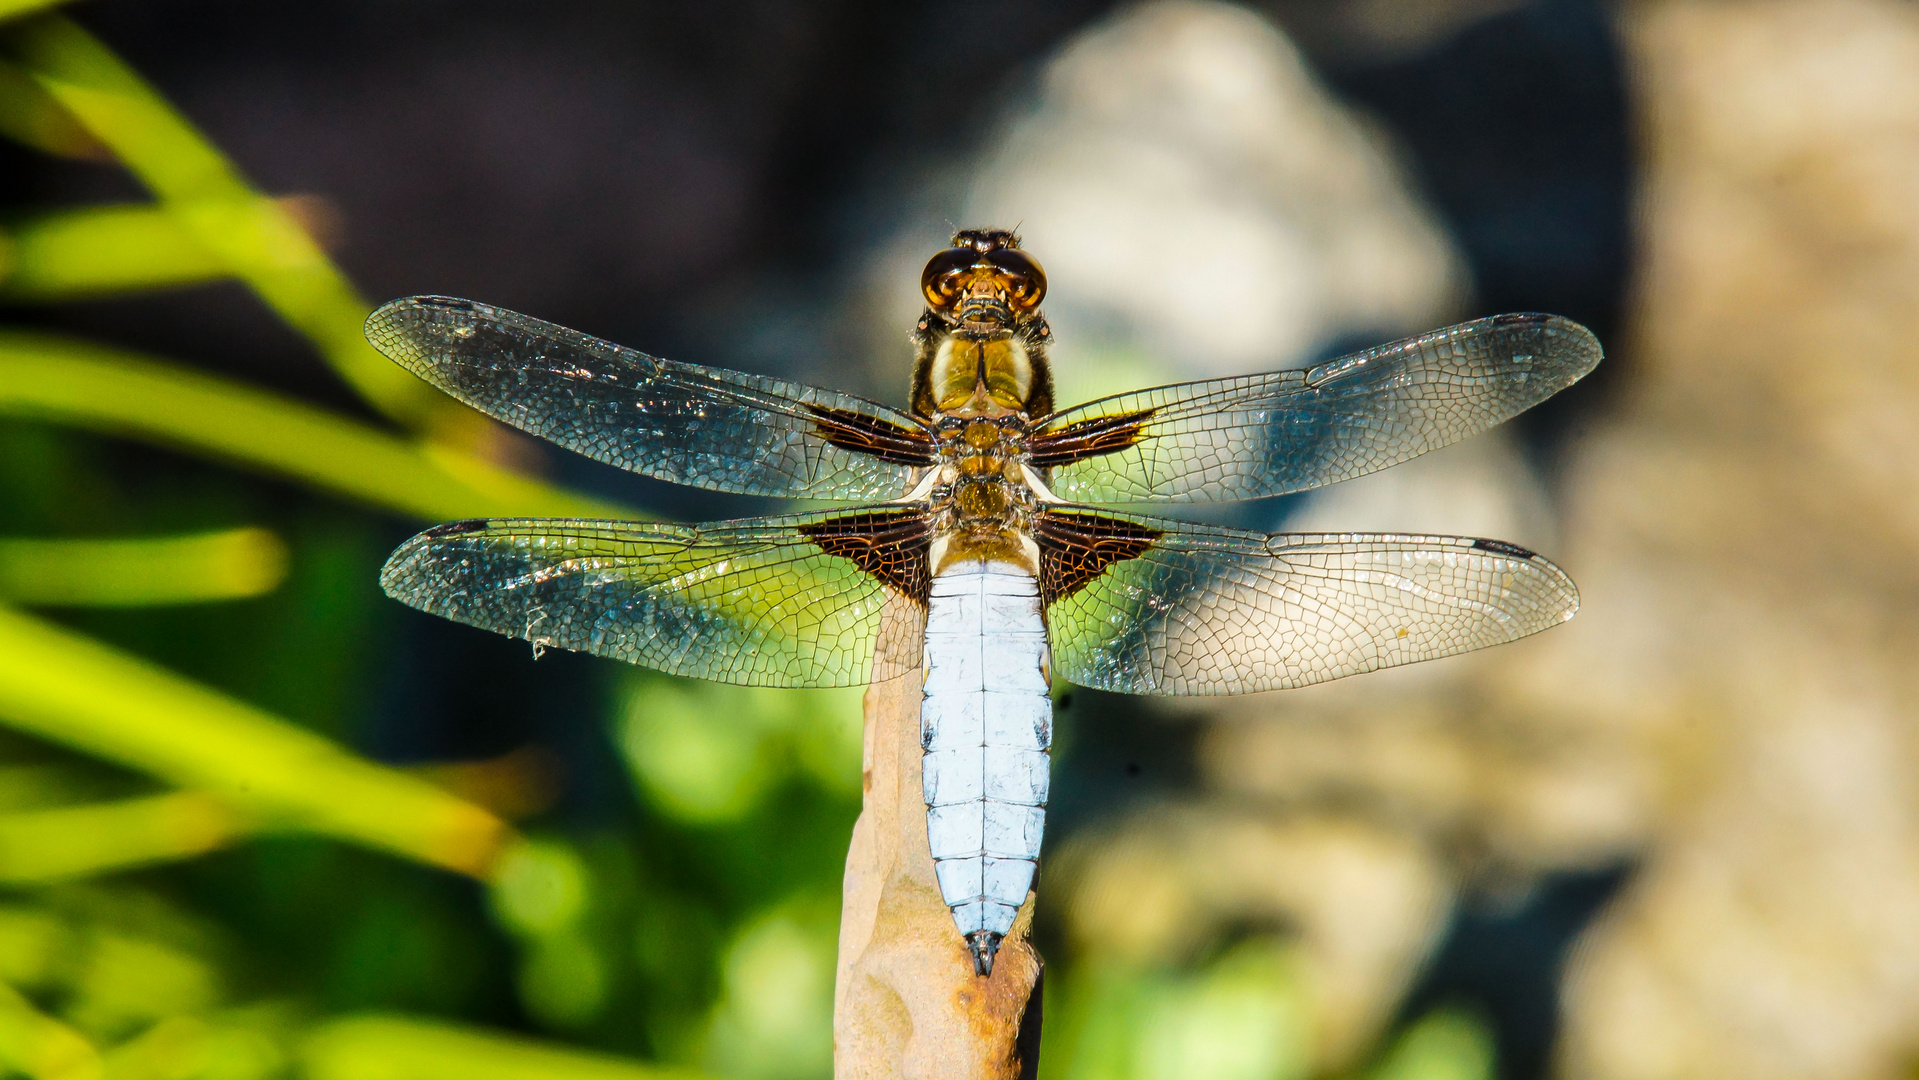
[[922, 228, 1047, 334]]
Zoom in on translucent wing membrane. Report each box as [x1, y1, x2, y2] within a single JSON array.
[[1032, 313, 1601, 503], [379, 509, 933, 687], [367, 297, 937, 500], [1038, 509, 1578, 695]]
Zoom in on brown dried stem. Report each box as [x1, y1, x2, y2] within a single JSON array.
[[834, 599, 1042, 1079]]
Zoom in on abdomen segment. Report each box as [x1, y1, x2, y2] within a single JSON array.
[[920, 560, 1051, 976]]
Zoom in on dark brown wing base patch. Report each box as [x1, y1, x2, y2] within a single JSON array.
[[1034, 510, 1161, 606], [805, 405, 938, 466], [1027, 408, 1157, 467], [798, 509, 935, 602]]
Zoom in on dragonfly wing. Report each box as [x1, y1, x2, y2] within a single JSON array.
[[1036, 509, 1577, 695], [367, 296, 937, 500], [380, 508, 934, 687], [1031, 313, 1601, 503]]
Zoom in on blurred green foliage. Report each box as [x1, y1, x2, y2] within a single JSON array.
[[1368, 1011, 1496, 1080], [1047, 940, 1313, 1080], [0, 204, 228, 301], [0, 6, 1496, 1078], [0, 528, 285, 606]]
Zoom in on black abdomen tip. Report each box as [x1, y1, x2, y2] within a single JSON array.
[[967, 930, 1004, 976]]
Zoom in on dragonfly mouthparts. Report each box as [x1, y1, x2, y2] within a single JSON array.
[[960, 306, 1012, 329]]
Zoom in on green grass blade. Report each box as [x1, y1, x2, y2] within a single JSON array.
[[0, 0, 72, 24], [303, 1015, 713, 1080], [0, 59, 98, 158], [0, 202, 228, 300], [0, 331, 637, 522], [0, 603, 512, 875], [1, 14, 432, 423], [0, 528, 288, 607], [100, 1017, 278, 1080], [0, 792, 243, 883]]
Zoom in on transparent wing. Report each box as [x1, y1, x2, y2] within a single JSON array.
[[1037, 509, 1577, 695], [380, 508, 933, 687], [1031, 313, 1601, 504], [367, 296, 936, 500]]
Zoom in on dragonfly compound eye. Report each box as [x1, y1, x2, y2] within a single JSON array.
[[983, 248, 1047, 311], [921, 247, 979, 311]]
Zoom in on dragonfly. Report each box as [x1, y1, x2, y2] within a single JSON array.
[[369, 227, 1600, 976]]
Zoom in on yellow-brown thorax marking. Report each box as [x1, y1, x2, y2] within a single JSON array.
[[927, 335, 1035, 415]]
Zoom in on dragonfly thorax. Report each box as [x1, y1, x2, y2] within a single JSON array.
[[926, 336, 1033, 413], [921, 411, 1046, 577]]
